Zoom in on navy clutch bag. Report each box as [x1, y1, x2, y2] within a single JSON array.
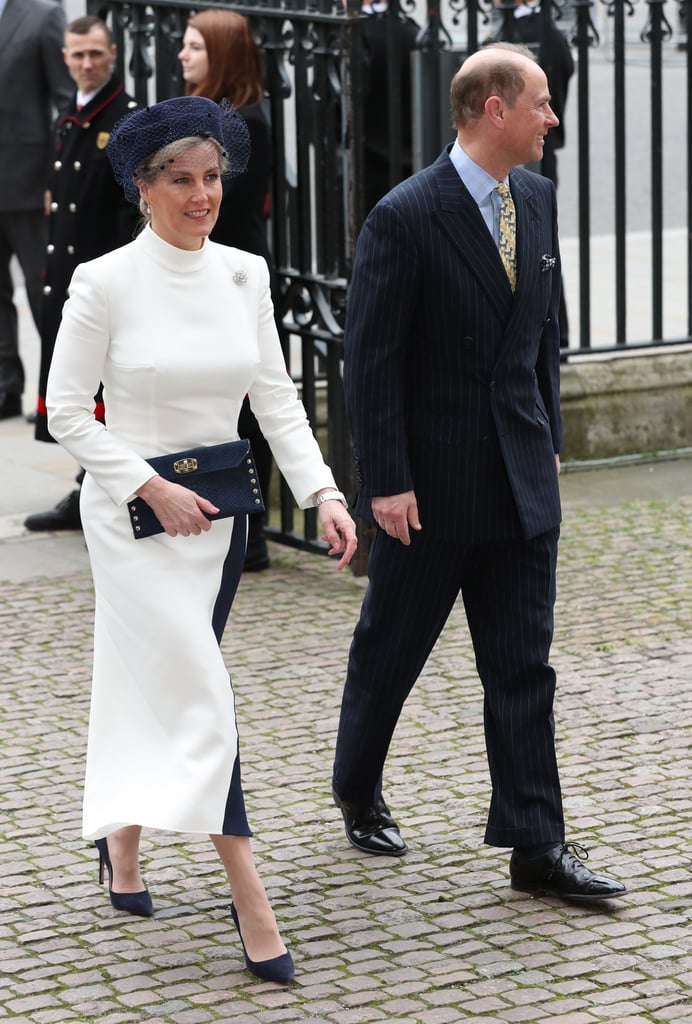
[[127, 439, 264, 539]]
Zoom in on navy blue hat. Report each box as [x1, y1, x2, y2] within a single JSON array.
[[107, 96, 251, 204]]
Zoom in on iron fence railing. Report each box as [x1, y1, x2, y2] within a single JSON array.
[[88, 0, 691, 555]]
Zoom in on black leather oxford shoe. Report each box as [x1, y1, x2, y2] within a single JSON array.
[[510, 842, 627, 901], [333, 789, 408, 856], [0, 392, 22, 420], [24, 490, 82, 532]]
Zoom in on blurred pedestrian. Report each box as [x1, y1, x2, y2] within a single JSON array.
[[179, 8, 275, 571], [0, 0, 72, 419], [47, 95, 357, 982], [25, 15, 138, 532], [359, 0, 419, 214]]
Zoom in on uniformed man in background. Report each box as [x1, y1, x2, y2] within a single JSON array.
[[25, 14, 138, 532]]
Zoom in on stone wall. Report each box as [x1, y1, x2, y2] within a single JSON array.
[[560, 348, 692, 461]]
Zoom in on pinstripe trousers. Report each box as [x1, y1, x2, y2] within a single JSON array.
[[332, 525, 565, 847]]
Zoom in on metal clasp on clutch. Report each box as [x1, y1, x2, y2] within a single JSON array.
[[173, 457, 198, 474]]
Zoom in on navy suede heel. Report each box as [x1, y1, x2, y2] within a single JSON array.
[[230, 902, 294, 983], [94, 836, 154, 917]]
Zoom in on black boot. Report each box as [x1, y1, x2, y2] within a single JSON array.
[[243, 513, 269, 572]]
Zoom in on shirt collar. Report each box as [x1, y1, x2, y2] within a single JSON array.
[[77, 76, 114, 111], [449, 139, 508, 199]]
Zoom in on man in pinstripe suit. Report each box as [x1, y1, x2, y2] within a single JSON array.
[[332, 44, 626, 901]]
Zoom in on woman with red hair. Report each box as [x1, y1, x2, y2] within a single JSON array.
[[179, 10, 275, 571]]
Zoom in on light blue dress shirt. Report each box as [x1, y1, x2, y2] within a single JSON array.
[[448, 139, 508, 248]]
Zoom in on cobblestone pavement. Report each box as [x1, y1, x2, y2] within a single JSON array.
[[1, 463, 691, 1024]]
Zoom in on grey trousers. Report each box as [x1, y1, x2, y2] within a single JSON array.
[[0, 209, 47, 397]]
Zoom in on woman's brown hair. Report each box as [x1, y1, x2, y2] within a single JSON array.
[[184, 10, 264, 108]]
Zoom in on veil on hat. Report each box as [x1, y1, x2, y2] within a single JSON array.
[[107, 96, 251, 204]]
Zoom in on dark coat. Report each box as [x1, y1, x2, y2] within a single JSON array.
[[210, 103, 273, 264], [208, 101, 276, 470], [35, 75, 138, 441], [344, 146, 563, 543], [359, 11, 419, 213]]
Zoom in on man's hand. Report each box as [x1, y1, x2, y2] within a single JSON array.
[[371, 491, 421, 546]]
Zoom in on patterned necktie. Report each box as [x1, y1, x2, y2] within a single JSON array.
[[495, 183, 517, 291]]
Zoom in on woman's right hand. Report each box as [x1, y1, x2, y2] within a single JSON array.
[[136, 475, 219, 537]]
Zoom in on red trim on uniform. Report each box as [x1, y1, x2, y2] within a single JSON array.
[[58, 82, 126, 130]]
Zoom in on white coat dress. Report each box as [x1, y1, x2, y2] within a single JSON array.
[[47, 226, 338, 841]]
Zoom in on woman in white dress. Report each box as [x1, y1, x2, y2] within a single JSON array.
[[46, 96, 357, 984]]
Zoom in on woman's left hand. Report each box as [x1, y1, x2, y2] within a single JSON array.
[[319, 503, 358, 570]]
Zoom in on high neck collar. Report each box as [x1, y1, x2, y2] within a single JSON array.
[[137, 224, 209, 272]]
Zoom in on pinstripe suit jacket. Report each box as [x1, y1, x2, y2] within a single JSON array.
[[343, 145, 563, 543]]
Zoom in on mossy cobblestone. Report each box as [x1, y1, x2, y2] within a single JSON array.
[[1, 476, 690, 1023]]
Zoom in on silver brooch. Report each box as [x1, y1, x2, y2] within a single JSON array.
[[233, 269, 248, 286], [540, 254, 556, 272]]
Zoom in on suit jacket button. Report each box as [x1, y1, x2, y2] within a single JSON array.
[[489, 380, 496, 391]]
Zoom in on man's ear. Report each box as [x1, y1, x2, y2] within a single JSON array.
[[484, 95, 505, 128]]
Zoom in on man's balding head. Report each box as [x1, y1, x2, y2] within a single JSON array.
[[450, 43, 537, 129]]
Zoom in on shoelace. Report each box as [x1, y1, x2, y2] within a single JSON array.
[[552, 841, 590, 878]]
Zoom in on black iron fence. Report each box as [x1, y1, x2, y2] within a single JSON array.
[[88, 0, 691, 554]]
